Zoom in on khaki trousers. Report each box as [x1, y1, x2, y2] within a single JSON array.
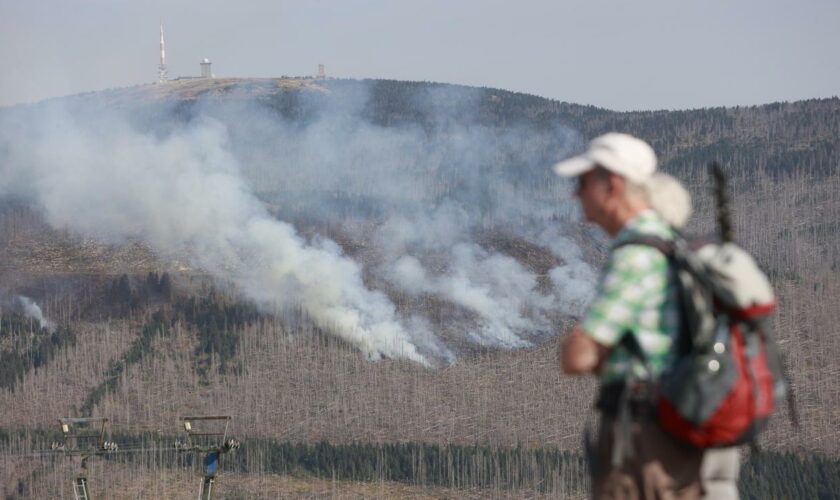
[[700, 447, 740, 500], [589, 415, 704, 500]]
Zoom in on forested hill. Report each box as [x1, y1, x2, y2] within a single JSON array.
[[1, 77, 838, 498], [358, 80, 839, 176], [572, 98, 840, 177], [28, 77, 840, 177]]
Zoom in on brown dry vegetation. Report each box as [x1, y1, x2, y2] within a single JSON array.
[[0, 204, 191, 279], [69, 78, 330, 109]]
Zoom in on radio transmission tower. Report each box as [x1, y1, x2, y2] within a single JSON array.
[[158, 21, 168, 83]]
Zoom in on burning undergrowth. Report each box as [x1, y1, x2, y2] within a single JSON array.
[[0, 79, 597, 365], [0, 309, 74, 391]]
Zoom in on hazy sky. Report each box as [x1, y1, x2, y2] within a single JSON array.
[[1, 0, 837, 111]]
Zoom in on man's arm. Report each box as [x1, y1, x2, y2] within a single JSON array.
[[560, 244, 667, 375], [559, 324, 609, 374]]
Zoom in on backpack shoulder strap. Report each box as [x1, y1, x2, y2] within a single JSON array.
[[615, 233, 702, 355], [614, 234, 676, 257]]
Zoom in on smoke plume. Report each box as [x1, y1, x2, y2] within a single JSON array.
[[18, 296, 52, 329], [0, 80, 597, 364], [0, 295, 53, 330]]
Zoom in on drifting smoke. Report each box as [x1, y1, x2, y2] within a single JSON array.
[[374, 207, 553, 348], [0, 80, 597, 364], [3, 295, 53, 329], [538, 228, 598, 316], [0, 107, 425, 364], [385, 246, 547, 348]]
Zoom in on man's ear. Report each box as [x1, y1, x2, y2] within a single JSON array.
[[606, 172, 624, 195]]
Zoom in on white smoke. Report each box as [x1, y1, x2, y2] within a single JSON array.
[[232, 83, 599, 349], [15, 295, 52, 330], [386, 250, 540, 347], [0, 81, 597, 364], [1, 107, 427, 364], [538, 228, 598, 317], [375, 208, 554, 347]]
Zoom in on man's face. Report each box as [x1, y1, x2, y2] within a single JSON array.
[[574, 168, 613, 228]]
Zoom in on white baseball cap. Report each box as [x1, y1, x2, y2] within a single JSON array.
[[552, 132, 657, 184]]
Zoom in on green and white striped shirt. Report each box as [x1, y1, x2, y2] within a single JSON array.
[[581, 210, 680, 384]]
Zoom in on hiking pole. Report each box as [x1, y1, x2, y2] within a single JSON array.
[[710, 162, 802, 433], [710, 162, 734, 244]]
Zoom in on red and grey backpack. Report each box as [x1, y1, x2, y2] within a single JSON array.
[[615, 164, 794, 449], [620, 234, 790, 448]]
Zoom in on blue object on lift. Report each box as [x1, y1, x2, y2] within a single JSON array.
[[205, 451, 218, 476]]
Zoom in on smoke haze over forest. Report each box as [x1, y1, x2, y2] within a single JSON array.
[[0, 80, 595, 364]]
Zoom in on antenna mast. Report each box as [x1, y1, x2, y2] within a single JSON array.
[[158, 21, 168, 83]]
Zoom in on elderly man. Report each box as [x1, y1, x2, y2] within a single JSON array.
[[554, 133, 704, 499]]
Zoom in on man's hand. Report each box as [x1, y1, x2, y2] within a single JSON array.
[[559, 324, 608, 375]]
